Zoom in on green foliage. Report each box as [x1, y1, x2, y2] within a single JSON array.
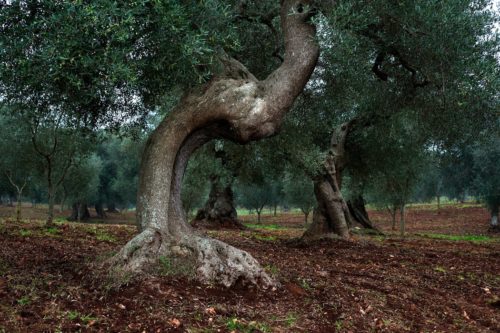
[[0, 0, 241, 127], [283, 171, 315, 220], [66, 310, 97, 324], [471, 137, 500, 215], [62, 154, 103, 205], [95, 135, 144, 209], [16, 296, 31, 306], [420, 233, 496, 244], [237, 183, 273, 216]]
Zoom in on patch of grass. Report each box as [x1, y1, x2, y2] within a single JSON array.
[[85, 226, 117, 242], [253, 234, 277, 241], [225, 317, 271, 333], [157, 254, 196, 278], [434, 266, 447, 273], [96, 232, 116, 242], [245, 223, 284, 230], [54, 217, 67, 224], [19, 229, 32, 237], [66, 310, 97, 324], [285, 313, 297, 327], [264, 264, 280, 276], [419, 233, 496, 243], [67, 310, 79, 321], [17, 296, 31, 306], [81, 314, 98, 324], [299, 278, 312, 291], [43, 227, 61, 237]]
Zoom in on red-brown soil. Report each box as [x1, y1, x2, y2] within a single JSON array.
[[0, 204, 498, 332]]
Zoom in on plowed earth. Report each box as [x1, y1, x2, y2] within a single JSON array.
[[0, 205, 498, 332]]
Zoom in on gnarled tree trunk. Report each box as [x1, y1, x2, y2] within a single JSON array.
[[107, 0, 319, 288], [192, 176, 243, 229], [67, 202, 90, 222], [303, 123, 351, 240]]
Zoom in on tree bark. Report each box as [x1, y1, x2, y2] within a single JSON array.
[[302, 124, 351, 240], [347, 195, 383, 234], [107, 0, 319, 288], [95, 202, 107, 219], [68, 202, 91, 222], [46, 187, 55, 227], [399, 204, 406, 237], [301, 209, 310, 225], [256, 205, 264, 224], [192, 178, 243, 229]]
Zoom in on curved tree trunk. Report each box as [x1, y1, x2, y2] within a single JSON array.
[[303, 124, 351, 240], [192, 177, 243, 229], [107, 0, 319, 288]]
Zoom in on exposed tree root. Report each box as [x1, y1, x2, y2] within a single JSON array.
[[106, 228, 276, 288]]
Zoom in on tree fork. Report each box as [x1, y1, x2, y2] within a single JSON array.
[[107, 0, 319, 288]]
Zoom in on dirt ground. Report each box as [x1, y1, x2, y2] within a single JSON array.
[[0, 204, 498, 332]]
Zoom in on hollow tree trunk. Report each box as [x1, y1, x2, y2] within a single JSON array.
[[192, 177, 243, 229], [347, 195, 383, 234], [107, 0, 319, 288], [302, 124, 351, 240]]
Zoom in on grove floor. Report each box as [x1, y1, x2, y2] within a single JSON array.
[[0, 205, 498, 332]]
